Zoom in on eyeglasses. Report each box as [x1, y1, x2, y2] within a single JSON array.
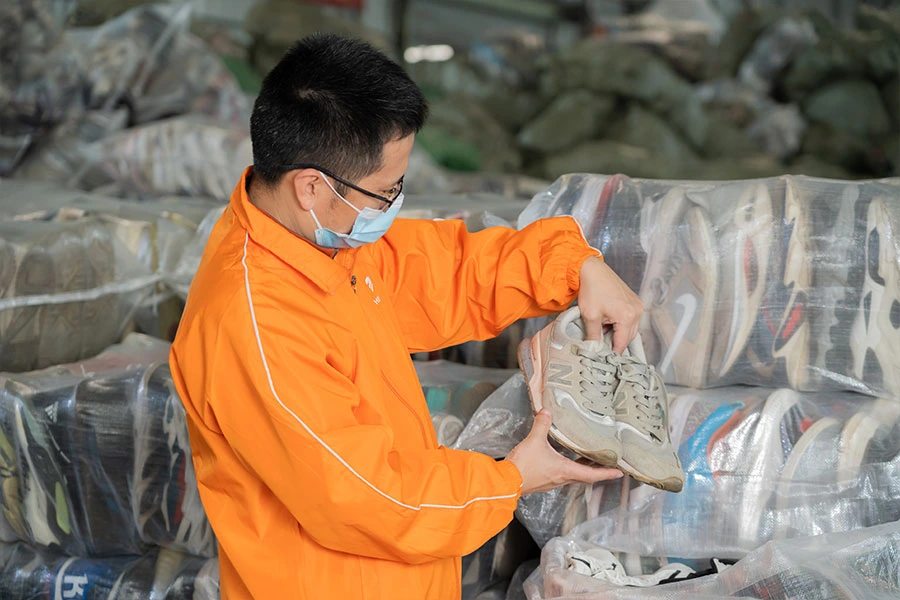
[[282, 163, 404, 206]]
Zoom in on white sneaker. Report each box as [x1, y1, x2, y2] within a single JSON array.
[[519, 306, 621, 466], [610, 336, 685, 493], [746, 179, 814, 389], [708, 182, 775, 382], [851, 195, 900, 397], [640, 187, 718, 388]]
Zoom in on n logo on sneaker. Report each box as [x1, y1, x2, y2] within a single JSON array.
[[546, 363, 574, 386]]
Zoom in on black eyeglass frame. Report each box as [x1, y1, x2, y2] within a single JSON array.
[[282, 163, 403, 206]]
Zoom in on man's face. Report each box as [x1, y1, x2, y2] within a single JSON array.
[[321, 134, 414, 234]]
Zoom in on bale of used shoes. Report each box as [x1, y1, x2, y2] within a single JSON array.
[[517, 173, 900, 398], [56, 115, 253, 201], [0, 334, 215, 558], [528, 385, 900, 554], [6, 2, 251, 191], [461, 518, 539, 600], [413, 360, 516, 448], [0, 217, 156, 372], [526, 518, 900, 599], [0, 0, 87, 175], [0, 179, 222, 342], [71, 4, 250, 126], [0, 542, 219, 599], [458, 375, 900, 552]]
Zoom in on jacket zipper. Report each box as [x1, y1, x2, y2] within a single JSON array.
[[381, 372, 432, 447]]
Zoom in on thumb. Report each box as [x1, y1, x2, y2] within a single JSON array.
[[530, 408, 553, 440]]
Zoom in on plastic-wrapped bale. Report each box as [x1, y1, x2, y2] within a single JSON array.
[[0, 180, 220, 274], [0, 0, 88, 175], [66, 116, 252, 201], [0, 542, 219, 599], [71, 3, 249, 125], [399, 193, 524, 226], [517, 173, 900, 396], [524, 519, 900, 599], [413, 360, 516, 447], [0, 334, 215, 558], [0, 216, 160, 372], [454, 374, 612, 548], [454, 373, 532, 461], [461, 518, 539, 600], [0, 179, 223, 340], [167, 205, 226, 300], [517, 385, 900, 557]]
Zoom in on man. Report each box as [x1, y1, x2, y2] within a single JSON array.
[[170, 34, 643, 599]]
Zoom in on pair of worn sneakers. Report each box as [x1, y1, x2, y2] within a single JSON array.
[[518, 306, 684, 493]]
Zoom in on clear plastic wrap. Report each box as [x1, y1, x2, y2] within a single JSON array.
[[517, 174, 900, 397], [0, 180, 221, 341], [168, 206, 226, 300], [455, 373, 596, 548], [0, 542, 219, 599], [10, 107, 131, 186], [0, 0, 87, 175], [453, 373, 532, 460], [0, 180, 220, 274], [2, 2, 247, 179], [516, 385, 900, 557], [401, 193, 526, 226], [0, 215, 159, 372], [524, 519, 900, 600], [416, 360, 516, 447], [66, 116, 251, 201], [71, 4, 249, 125], [462, 518, 539, 600], [0, 334, 215, 558]]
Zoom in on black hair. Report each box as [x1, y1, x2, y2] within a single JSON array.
[[250, 33, 428, 191]]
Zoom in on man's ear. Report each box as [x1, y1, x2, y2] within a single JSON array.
[[289, 169, 324, 212]]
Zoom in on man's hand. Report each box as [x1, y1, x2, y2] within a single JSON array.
[[578, 256, 643, 352], [506, 409, 623, 496]]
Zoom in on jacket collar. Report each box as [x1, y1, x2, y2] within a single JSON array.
[[230, 167, 358, 294]]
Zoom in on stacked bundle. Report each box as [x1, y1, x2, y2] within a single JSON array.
[[519, 174, 900, 396], [453, 172, 900, 598], [0, 335, 214, 558]]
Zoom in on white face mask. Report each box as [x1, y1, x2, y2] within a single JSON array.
[[310, 173, 404, 249]]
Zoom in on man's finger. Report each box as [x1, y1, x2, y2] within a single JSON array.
[[582, 313, 603, 341], [530, 408, 553, 440], [611, 323, 630, 354], [564, 460, 624, 483]]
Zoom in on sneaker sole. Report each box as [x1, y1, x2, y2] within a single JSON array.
[[518, 337, 619, 467], [616, 455, 684, 493]]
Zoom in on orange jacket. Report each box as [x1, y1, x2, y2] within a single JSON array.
[[169, 168, 600, 599]]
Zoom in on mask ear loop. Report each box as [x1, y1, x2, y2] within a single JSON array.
[[319, 171, 362, 215]]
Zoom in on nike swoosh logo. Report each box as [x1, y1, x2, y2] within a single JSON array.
[[659, 293, 697, 376]]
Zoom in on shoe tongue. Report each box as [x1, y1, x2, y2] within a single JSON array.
[[577, 339, 608, 353]]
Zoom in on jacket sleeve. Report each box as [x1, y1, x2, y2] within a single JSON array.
[[194, 306, 524, 564], [369, 216, 601, 353]]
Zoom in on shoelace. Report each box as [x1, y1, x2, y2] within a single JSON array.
[[574, 347, 618, 418], [608, 353, 666, 439]]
